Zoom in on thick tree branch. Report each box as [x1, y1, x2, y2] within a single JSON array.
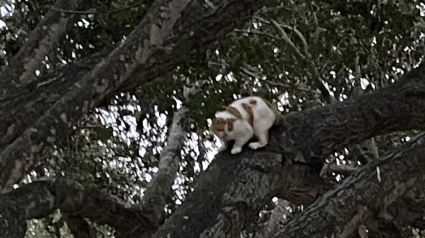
[[0, 0, 268, 193], [0, 179, 156, 238], [140, 106, 187, 226], [152, 63, 425, 237], [0, 52, 106, 148], [62, 214, 91, 238], [274, 134, 425, 238], [389, 177, 425, 230], [2, 64, 425, 237], [0, 0, 94, 87]]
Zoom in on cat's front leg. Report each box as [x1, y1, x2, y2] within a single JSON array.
[[231, 123, 254, 154], [249, 129, 269, 150]]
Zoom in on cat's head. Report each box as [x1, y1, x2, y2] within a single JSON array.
[[211, 117, 237, 139]]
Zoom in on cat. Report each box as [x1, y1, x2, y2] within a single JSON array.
[[211, 96, 282, 154]]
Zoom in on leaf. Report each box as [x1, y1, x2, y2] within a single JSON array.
[[93, 127, 113, 142]]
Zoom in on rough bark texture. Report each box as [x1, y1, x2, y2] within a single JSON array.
[[140, 106, 187, 226], [0, 52, 106, 148], [0, 0, 268, 193], [0, 179, 156, 238], [0, 0, 94, 86], [258, 199, 289, 238], [152, 64, 425, 237], [2, 64, 425, 236], [62, 214, 91, 238], [2, 0, 425, 237], [274, 134, 425, 238], [2, 60, 425, 238], [391, 181, 425, 230]]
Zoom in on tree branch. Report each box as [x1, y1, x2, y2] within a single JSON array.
[[274, 134, 425, 238], [2, 64, 425, 238], [269, 18, 335, 104], [0, 0, 95, 87], [48, 2, 141, 15], [258, 199, 290, 238], [140, 105, 188, 226], [151, 63, 425, 237], [0, 179, 156, 238], [0, 0, 269, 193], [62, 214, 91, 238]]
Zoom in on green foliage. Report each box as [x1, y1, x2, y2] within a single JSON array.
[[2, 0, 423, 236]]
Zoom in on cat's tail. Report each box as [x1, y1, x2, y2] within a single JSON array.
[[274, 110, 283, 126], [262, 98, 283, 126]]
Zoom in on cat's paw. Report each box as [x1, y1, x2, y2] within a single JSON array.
[[249, 142, 264, 150], [231, 147, 242, 154]]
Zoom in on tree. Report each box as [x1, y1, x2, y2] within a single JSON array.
[[1, 0, 425, 237]]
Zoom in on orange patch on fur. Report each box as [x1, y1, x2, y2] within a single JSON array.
[[241, 103, 254, 127], [227, 118, 237, 131], [261, 98, 282, 125], [249, 99, 257, 105], [225, 106, 242, 119], [212, 117, 226, 132]]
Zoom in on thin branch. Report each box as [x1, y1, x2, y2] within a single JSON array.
[[258, 199, 291, 238], [268, 18, 335, 103], [278, 23, 309, 57], [241, 65, 263, 79], [48, 2, 143, 15], [233, 29, 280, 41], [320, 157, 358, 177], [353, 54, 362, 97], [270, 19, 306, 60], [48, 6, 97, 14]]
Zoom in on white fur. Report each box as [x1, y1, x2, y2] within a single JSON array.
[[213, 96, 279, 154]]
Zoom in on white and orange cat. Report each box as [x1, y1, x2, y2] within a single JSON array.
[[211, 96, 282, 154]]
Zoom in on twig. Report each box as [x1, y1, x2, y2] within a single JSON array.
[[320, 158, 358, 177], [270, 19, 306, 60], [241, 66, 263, 79], [277, 22, 309, 57], [233, 29, 280, 41], [49, 2, 142, 15]]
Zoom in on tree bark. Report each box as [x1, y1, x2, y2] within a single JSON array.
[[62, 214, 91, 238], [0, 0, 268, 193], [140, 106, 187, 226], [0, 179, 156, 238], [2, 0, 425, 237], [2, 63, 425, 236], [0, 0, 94, 87], [274, 134, 425, 238], [258, 199, 290, 238], [2, 139, 425, 238], [152, 63, 425, 237]]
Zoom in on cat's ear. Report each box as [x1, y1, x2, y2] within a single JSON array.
[[218, 106, 227, 111], [227, 118, 237, 131]]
